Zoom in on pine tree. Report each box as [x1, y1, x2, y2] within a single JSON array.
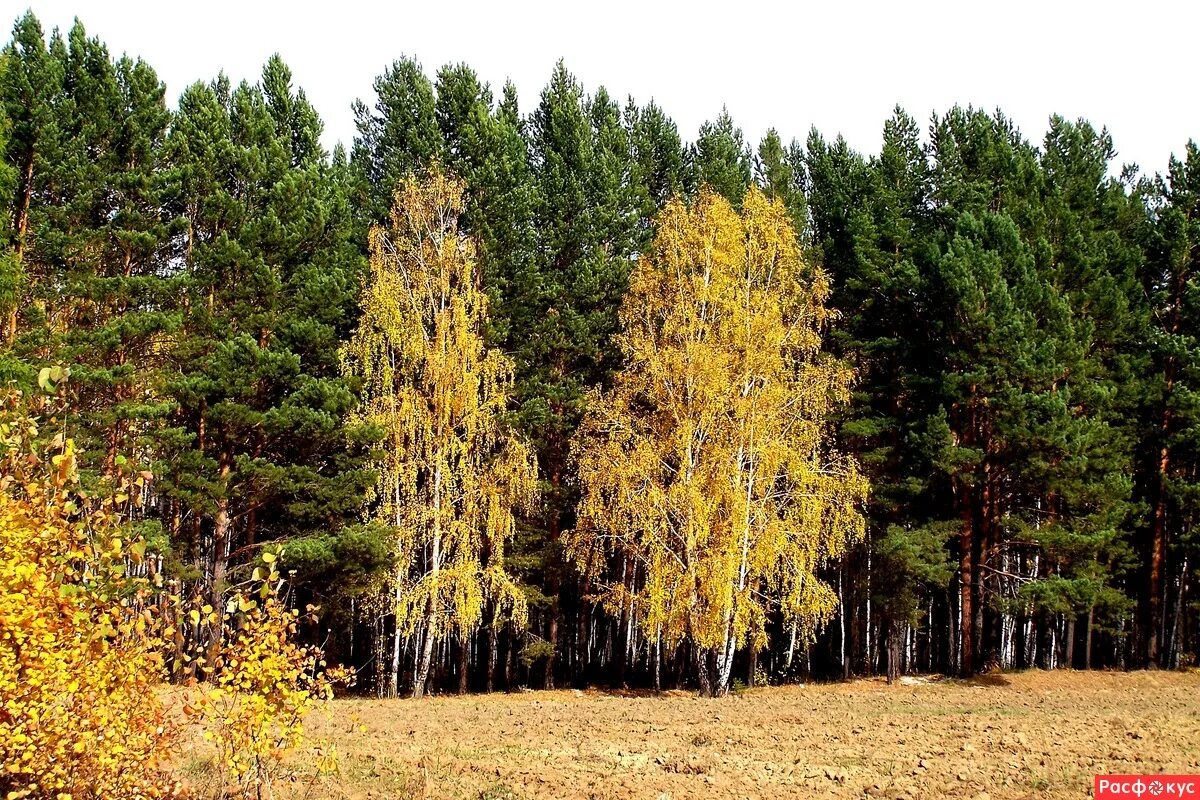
[[55, 29, 178, 490], [1014, 117, 1144, 669], [806, 109, 948, 678], [626, 98, 686, 240], [1136, 141, 1200, 667], [1, 18, 178, 508], [0, 12, 63, 363], [689, 109, 751, 205], [432, 66, 536, 349], [159, 62, 374, 634], [754, 128, 807, 235], [517, 62, 644, 686], [921, 107, 1138, 673], [351, 56, 442, 224]]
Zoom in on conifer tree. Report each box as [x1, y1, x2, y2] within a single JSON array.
[[517, 62, 645, 685], [689, 109, 751, 205], [754, 128, 807, 235], [0, 18, 178, 508], [1136, 142, 1200, 667], [1, 13, 62, 367], [159, 61, 374, 621], [627, 99, 686, 239], [806, 110, 947, 677], [351, 56, 442, 225]]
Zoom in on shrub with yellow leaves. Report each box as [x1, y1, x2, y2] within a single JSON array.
[[0, 392, 181, 800], [0, 384, 348, 800], [185, 556, 351, 799]]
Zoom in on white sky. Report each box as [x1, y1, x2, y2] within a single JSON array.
[[10, 0, 1198, 177]]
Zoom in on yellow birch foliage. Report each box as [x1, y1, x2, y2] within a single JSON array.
[[0, 396, 180, 800], [184, 570, 349, 799], [570, 187, 868, 663], [340, 167, 536, 654]]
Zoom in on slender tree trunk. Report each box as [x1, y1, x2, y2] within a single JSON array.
[[413, 608, 437, 698], [575, 580, 590, 687], [1065, 616, 1076, 670], [486, 625, 498, 693], [210, 449, 232, 576], [623, 592, 635, 687], [652, 627, 662, 692], [715, 609, 736, 696], [1167, 557, 1189, 669], [927, 602, 935, 673], [865, 533, 873, 675], [838, 568, 849, 679], [695, 647, 714, 698], [413, 467, 443, 699], [458, 632, 470, 694], [387, 582, 402, 698], [1117, 619, 1127, 670], [374, 614, 386, 698], [980, 466, 1002, 671], [1149, 434, 1170, 668], [949, 577, 959, 674], [958, 482, 975, 676], [1025, 553, 1040, 668], [1085, 606, 1095, 670], [209, 447, 233, 673], [784, 620, 797, 674], [545, 615, 558, 689], [505, 631, 516, 691], [886, 618, 901, 685], [6, 149, 34, 344], [616, 557, 631, 687]]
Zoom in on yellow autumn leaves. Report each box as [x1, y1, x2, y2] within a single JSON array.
[[568, 187, 867, 696], [0, 401, 181, 800], [342, 166, 536, 697], [342, 170, 864, 699], [0, 393, 343, 799], [185, 591, 349, 796]]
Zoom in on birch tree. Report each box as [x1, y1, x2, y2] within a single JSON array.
[[342, 167, 536, 698], [569, 186, 867, 696]]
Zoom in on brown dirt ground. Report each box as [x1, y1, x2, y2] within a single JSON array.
[[180, 669, 1200, 800]]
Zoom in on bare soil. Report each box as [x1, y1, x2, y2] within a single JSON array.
[[183, 670, 1200, 799]]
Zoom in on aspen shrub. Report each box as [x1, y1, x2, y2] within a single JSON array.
[[0, 386, 347, 800], [0, 392, 181, 800], [184, 562, 351, 798]]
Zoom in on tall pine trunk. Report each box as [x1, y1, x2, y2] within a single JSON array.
[[1148, 433, 1170, 667], [958, 481, 975, 676]]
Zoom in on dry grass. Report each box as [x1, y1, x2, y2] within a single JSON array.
[[178, 669, 1200, 799]]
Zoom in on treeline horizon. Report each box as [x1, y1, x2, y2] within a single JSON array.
[[1, 11, 1197, 697]]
